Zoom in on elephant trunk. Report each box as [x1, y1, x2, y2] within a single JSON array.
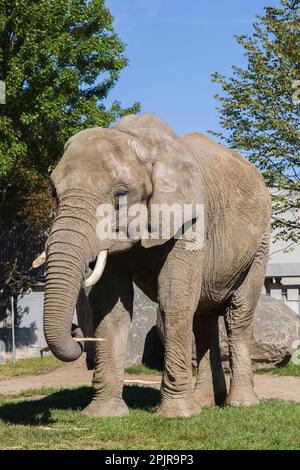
[[43, 205, 97, 362]]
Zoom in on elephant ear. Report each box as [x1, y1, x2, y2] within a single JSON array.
[[115, 114, 203, 248]]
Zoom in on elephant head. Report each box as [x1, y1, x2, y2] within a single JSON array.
[[44, 113, 202, 362]]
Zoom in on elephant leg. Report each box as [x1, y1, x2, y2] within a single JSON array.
[[76, 288, 95, 370], [82, 261, 133, 417], [157, 240, 203, 418], [223, 233, 269, 407], [193, 312, 226, 409]]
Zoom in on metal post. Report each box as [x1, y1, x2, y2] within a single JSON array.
[[11, 296, 16, 364]]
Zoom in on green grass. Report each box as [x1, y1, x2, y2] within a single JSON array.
[[125, 364, 161, 375], [0, 387, 61, 401], [0, 386, 299, 450], [0, 356, 61, 380], [255, 360, 300, 377]]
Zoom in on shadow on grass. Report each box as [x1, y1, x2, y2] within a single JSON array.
[[0, 386, 160, 426]]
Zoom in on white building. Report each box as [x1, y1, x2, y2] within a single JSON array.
[[265, 237, 300, 315]]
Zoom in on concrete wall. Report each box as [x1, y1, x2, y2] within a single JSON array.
[[0, 291, 47, 362], [266, 237, 300, 314]]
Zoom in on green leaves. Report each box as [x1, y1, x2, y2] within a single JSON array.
[[0, 0, 139, 180], [0, 0, 139, 216], [211, 0, 300, 243], [0, 1, 140, 292]]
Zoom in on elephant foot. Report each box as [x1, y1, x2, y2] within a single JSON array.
[[156, 398, 198, 418], [192, 388, 215, 408], [192, 381, 227, 408], [226, 385, 260, 407], [82, 398, 129, 417]]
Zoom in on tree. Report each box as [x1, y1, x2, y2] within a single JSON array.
[[0, 0, 139, 295], [211, 0, 300, 244]]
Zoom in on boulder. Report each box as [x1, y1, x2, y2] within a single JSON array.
[[125, 285, 160, 368], [154, 294, 300, 370], [219, 295, 300, 369]]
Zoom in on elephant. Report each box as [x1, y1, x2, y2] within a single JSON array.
[[43, 113, 271, 418]]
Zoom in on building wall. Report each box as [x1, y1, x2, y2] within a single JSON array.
[[266, 238, 300, 315], [0, 291, 47, 362]]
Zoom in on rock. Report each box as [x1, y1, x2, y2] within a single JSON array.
[[219, 295, 300, 370], [125, 285, 159, 367]]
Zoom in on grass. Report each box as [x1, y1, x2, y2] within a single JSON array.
[[0, 358, 299, 449], [125, 363, 161, 375], [0, 386, 299, 450], [0, 356, 61, 380], [255, 360, 300, 377]]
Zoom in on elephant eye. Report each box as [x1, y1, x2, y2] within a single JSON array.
[[115, 189, 129, 198]]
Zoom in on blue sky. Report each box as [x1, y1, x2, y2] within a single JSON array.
[[105, 0, 281, 136]]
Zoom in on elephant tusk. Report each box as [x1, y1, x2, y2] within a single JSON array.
[[73, 337, 106, 343], [84, 250, 108, 288], [32, 251, 46, 268]]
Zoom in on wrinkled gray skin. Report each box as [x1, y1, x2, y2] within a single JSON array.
[[44, 113, 271, 417]]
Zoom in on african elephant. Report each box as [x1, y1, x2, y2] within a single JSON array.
[[43, 113, 271, 417]]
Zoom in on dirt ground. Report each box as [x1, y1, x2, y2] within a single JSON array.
[[0, 356, 299, 402]]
